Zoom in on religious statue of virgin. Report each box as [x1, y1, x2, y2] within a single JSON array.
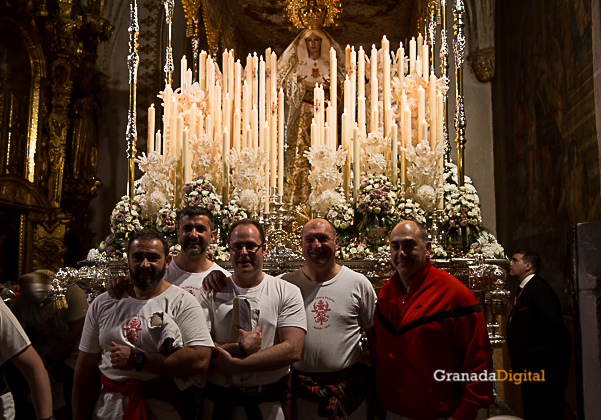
[[277, 29, 345, 204]]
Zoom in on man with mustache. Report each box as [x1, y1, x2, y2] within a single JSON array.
[[203, 218, 377, 419], [73, 229, 213, 420], [374, 220, 494, 420]]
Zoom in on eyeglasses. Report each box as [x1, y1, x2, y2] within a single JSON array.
[[229, 243, 264, 253]]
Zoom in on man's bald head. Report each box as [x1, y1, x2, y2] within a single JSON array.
[[301, 218, 337, 240]]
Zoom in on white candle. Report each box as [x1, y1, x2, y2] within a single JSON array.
[[245, 53, 252, 86], [409, 37, 416, 74], [384, 51, 391, 123], [418, 85, 425, 130], [259, 57, 265, 151], [417, 33, 423, 57], [175, 113, 183, 160], [278, 88, 284, 196], [183, 128, 191, 183], [358, 47, 365, 97], [391, 122, 398, 186], [181, 55, 187, 90], [345, 45, 351, 74], [251, 106, 258, 151], [437, 92, 444, 148], [170, 98, 177, 151], [270, 52, 277, 93], [402, 106, 411, 186], [215, 81, 222, 140], [350, 47, 357, 129], [222, 128, 229, 202], [330, 47, 337, 149], [265, 48, 271, 121], [148, 104, 155, 154], [311, 118, 316, 147], [246, 124, 252, 149], [371, 44, 378, 133], [385, 108, 392, 138], [422, 119, 428, 145], [199, 51, 207, 91], [416, 55, 422, 78], [422, 44, 429, 80], [235, 60, 242, 111], [198, 111, 203, 137], [342, 111, 349, 198], [324, 123, 330, 150], [252, 53, 258, 109], [233, 108, 241, 152], [206, 114, 213, 140], [327, 105, 336, 150], [228, 50, 234, 96], [401, 90, 407, 119], [264, 120, 270, 203], [398, 44, 405, 88], [358, 96, 366, 135], [270, 114, 277, 189], [224, 93, 232, 145], [429, 73, 437, 148], [353, 124, 360, 200], [243, 81, 250, 138], [344, 75, 351, 124], [156, 130, 161, 155], [163, 84, 172, 145]]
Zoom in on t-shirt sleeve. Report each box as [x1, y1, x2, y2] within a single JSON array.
[[78, 296, 102, 354], [66, 285, 89, 322], [173, 291, 214, 348], [277, 282, 307, 332], [0, 301, 31, 365], [358, 274, 377, 329]]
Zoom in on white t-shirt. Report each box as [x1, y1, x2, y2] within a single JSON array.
[[282, 266, 377, 373], [166, 261, 230, 303], [0, 300, 30, 365], [79, 285, 214, 420], [12, 285, 88, 368], [199, 274, 307, 387]]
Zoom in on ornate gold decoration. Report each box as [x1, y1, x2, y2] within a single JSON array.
[[468, 47, 495, 83], [284, 0, 342, 29], [453, 0, 466, 186], [201, 0, 222, 55], [32, 212, 71, 272], [126, 0, 139, 198]]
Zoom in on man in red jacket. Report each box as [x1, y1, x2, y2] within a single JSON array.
[[374, 220, 494, 420]]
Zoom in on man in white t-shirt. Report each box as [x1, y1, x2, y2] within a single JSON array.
[[73, 229, 214, 420], [204, 218, 377, 419], [1, 300, 53, 420], [281, 218, 376, 420], [200, 219, 306, 420]]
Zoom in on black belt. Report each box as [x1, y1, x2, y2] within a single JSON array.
[[376, 304, 482, 337]]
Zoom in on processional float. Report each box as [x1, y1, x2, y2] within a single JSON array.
[[50, 2, 511, 396]]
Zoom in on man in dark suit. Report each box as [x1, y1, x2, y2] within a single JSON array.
[[506, 250, 570, 420]]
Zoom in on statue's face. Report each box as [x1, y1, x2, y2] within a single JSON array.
[[305, 33, 322, 59]]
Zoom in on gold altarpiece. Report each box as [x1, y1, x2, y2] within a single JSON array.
[[0, 0, 111, 281]]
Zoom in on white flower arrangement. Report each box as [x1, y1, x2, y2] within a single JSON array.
[[397, 198, 427, 225], [401, 137, 445, 213], [134, 152, 178, 221], [228, 147, 269, 214], [304, 144, 347, 214], [337, 241, 373, 260], [327, 201, 354, 230], [361, 129, 392, 177], [221, 200, 250, 227], [110, 196, 145, 237], [468, 231, 506, 259], [431, 243, 448, 259], [155, 204, 178, 236], [356, 174, 396, 216], [182, 178, 221, 214], [189, 132, 223, 186]]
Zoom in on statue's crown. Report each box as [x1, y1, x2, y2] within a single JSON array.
[[285, 0, 341, 29]]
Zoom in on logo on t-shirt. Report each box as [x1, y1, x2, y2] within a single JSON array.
[[311, 297, 334, 329], [123, 317, 143, 344]]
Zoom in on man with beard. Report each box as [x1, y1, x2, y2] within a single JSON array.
[[374, 220, 494, 420], [73, 229, 214, 420], [109, 206, 230, 301], [200, 219, 306, 420]]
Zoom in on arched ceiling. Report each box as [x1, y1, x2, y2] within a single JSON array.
[[222, 0, 418, 55]]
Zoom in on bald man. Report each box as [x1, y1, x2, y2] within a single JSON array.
[[203, 218, 377, 419], [374, 220, 494, 420]]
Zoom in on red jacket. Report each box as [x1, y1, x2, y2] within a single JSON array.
[[375, 260, 494, 420]]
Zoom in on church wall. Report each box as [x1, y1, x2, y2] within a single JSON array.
[[494, 0, 599, 299]]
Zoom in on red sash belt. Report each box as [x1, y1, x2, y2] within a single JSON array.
[[100, 373, 149, 420]]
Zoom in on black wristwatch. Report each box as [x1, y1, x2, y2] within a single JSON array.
[[133, 352, 145, 372]]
